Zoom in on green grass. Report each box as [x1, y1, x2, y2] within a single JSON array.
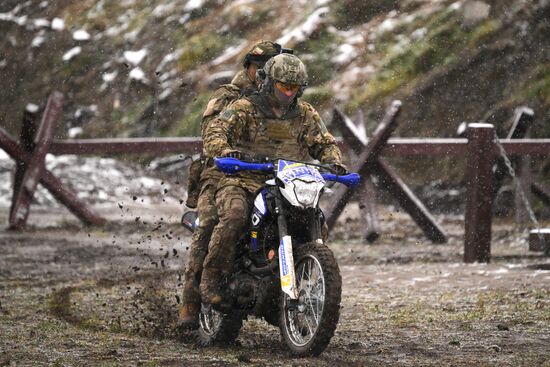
[[522, 63, 550, 105], [169, 92, 211, 137], [295, 29, 341, 86], [347, 12, 502, 113], [178, 33, 234, 72], [302, 85, 335, 110]]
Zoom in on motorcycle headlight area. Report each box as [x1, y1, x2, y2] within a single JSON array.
[[292, 179, 321, 207]]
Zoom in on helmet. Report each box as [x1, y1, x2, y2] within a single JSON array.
[[243, 40, 293, 68], [263, 53, 308, 86], [258, 54, 308, 109]]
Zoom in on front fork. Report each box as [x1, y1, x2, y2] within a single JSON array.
[[274, 195, 299, 300]]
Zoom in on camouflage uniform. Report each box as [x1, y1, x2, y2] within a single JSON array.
[[201, 57, 343, 301], [181, 41, 287, 314]]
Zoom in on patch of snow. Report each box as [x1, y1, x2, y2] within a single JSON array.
[[184, 0, 205, 12], [391, 34, 411, 54], [332, 43, 358, 65], [73, 29, 91, 41], [0, 59, 6, 69], [277, 7, 330, 45], [129, 67, 148, 83], [210, 41, 247, 66], [468, 123, 493, 128], [51, 17, 65, 31], [68, 127, 83, 138], [178, 13, 191, 25], [124, 49, 147, 66], [62, 46, 82, 62], [123, 29, 140, 42], [0, 11, 27, 26], [105, 22, 129, 38], [411, 27, 428, 40], [153, 3, 176, 17], [0, 148, 8, 160], [39, 1, 48, 8], [449, 1, 463, 11], [31, 31, 47, 48], [26, 103, 39, 113], [156, 49, 184, 72], [158, 88, 173, 101], [74, 105, 98, 120], [377, 18, 397, 34], [102, 70, 118, 83], [33, 18, 50, 28], [531, 270, 550, 277], [402, 13, 416, 24]]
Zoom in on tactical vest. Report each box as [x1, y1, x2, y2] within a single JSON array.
[[236, 95, 308, 162]]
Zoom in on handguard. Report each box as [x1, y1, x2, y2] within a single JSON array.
[[214, 157, 275, 174], [321, 172, 360, 188]]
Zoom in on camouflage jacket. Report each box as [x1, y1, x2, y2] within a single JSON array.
[[199, 69, 256, 183], [204, 96, 343, 193]]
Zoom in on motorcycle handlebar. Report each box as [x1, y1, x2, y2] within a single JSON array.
[[214, 157, 361, 188]]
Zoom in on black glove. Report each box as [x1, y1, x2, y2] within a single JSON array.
[[222, 150, 242, 159], [330, 163, 348, 175]]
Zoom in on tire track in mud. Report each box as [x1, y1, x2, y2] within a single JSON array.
[[47, 270, 183, 339]]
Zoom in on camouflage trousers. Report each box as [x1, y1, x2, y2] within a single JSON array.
[[199, 185, 252, 302], [182, 181, 219, 305]]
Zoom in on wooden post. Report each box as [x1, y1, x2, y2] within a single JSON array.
[[464, 123, 496, 263], [10, 104, 40, 220], [9, 92, 63, 229]]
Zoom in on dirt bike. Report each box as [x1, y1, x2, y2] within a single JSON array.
[[181, 157, 359, 356]]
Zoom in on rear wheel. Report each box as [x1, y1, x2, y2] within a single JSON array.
[[279, 243, 342, 356], [197, 305, 243, 346]]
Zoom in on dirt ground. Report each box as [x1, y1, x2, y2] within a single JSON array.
[[0, 202, 549, 367]]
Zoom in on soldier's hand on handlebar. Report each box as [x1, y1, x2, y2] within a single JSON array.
[[330, 163, 348, 175], [222, 149, 242, 159]]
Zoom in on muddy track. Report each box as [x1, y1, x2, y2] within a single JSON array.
[[1, 205, 549, 366]]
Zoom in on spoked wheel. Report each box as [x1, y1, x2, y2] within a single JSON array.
[[197, 304, 243, 346], [279, 243, 342, 357]]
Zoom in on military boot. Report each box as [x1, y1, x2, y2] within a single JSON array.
[[199, 268, 223, 305], [177, 303, 200, 330]]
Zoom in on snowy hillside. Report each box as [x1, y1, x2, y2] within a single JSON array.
[[0, 0, 549, 183]]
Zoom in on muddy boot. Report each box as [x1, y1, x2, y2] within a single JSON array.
[[200, 268, 223, 305], [177, 303, 200, 331]]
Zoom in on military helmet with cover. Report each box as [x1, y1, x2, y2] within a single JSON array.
[[257, 53, 308, 109], [263, 53, 308, 86], [243, 40, 293, 68]]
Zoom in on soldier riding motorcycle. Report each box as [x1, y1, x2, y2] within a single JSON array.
[[181, 54, 358, 356]]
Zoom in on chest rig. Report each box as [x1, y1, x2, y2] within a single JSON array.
[[238, 95, 308, 161]]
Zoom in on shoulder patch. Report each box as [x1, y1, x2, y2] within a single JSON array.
[[220, 108, 235, 120]]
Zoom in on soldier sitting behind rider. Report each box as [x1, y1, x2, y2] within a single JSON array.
[[199, 53, 346, 309], [178, 41, 292, 330]]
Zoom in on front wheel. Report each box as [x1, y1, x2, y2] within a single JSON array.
[[279, 242, 342, 357], [197, 305, 243, 346]]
